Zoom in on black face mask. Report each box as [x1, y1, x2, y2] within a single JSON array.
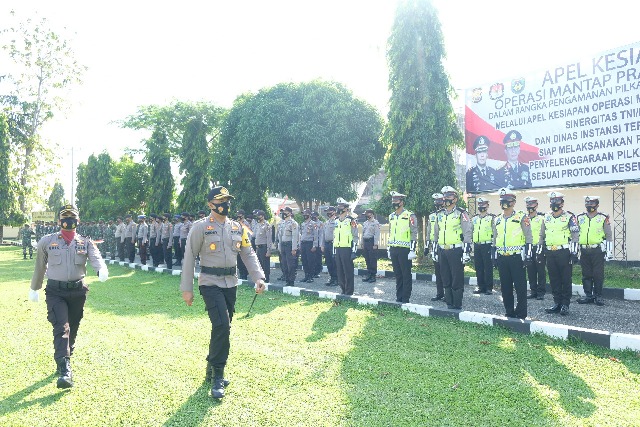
[[443, 199, 455, 207], [367, 215, 373, 220], [500, 200, 513, 210], [213, 202, 230, 216], [303, 215, 310, 220], [60, 218, 78, 230], [526, 207, 536, 213], [478, 207, 487, 212], [586, 205, 597, 213], [392, 202, 401, 209], [551, 202, 562, 212], [336, 208, 345, 214]]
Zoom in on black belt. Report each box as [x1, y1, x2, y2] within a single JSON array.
[[256, 244, 267, 247], [47, 279, 84, 289], [363, 237, 374, 241], [281, 241, 293, 245], [200, 266, 237, 276]]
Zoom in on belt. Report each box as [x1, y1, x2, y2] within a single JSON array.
[[475, 241, 492, 245], [256, 244, 267, 247], [363, 237, 374, 241], [580, 244, 601, 249], [547, 244, 570, 251], [439, 243, 463, 250], [498, 251, 520, 256], [281, 241, 293, 245], [47, 279, 84, 289], [200, 266, 237, 276]]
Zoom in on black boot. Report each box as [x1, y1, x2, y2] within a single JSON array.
[[577, 279, 594, 304], [545, 303, 561, 314], [205, 362, 230, 386], [211, 367, 226, 398], [55, 357, 73, 389]]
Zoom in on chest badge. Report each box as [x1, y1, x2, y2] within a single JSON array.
[[209, 243, 217, 251], [236, 241, 241, 249]]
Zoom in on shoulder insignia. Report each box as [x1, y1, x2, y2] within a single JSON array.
[[522, 216, 530, 227], [461, 211, 470, 222], [410, 215, 415, 226]]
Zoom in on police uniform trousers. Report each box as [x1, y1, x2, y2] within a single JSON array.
[[199, 284, 236, 369], [256, 244, 270, 283], [473, 243, 493, 292], [45, 280, 88, 359], [126, 238, 136, 263], [433, 259, 443, 298], [149, 238, 159, 266], [300, 240, 315, 280], [546, 248, 572, 306], [138, 238, 148, 265], [172, 236, 182, 265], [497, 254, 527, 318], [439, 247, 464, 308], [324, 241, 337, 280], [580, 247, 605, 297], [237, 255, 248, 280], [390, 246, 412, 303], [526, 246, 547, 296], [362, 238, 377, 278], [118, 239, 126, 261], [278, 245, 287, 278], [162, 238, 173, 269], [335, 247, 354, 295], [314, 245, 323, 276], [281, 241, 298, 285]]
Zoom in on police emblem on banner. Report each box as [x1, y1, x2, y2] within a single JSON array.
[[489, 83, 504, 100], [471, 87, 482, 103], [511, 78, 525, 94]]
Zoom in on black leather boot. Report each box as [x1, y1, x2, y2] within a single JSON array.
[[211, 367, 226, 398], [577, 279, 594, 304], [55, 357, 73, 389], [205, 362, 230, 386], [545, 303, 561, 313]]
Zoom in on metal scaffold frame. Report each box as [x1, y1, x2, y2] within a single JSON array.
[[611, 184, 626, 261]]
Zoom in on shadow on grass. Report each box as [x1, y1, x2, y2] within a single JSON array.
[[162, 381, 218, 426], [306, 302, 348, 343], [0, 374, 65, 417], [339, 307, 597, 425]]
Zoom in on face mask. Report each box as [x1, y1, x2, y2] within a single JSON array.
[[443, 199, 454, 207], [500, 200, 512, 210], [392, 202, 401, 209], [367, 215, 373, 220], [551, 202, 562, 212], [303, 215, 310, 220], [213, 202, 230, 216], [478, 207, 487, 212], [586, 205, 597, 212], [336, 208, 344, 214], [527, 207, 536, 213], [435, 202, 444, 208], [60, 218, 78, 230]]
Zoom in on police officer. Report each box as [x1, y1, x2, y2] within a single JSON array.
[[160, 212, 173, 269], [300, 209, 318, 283], [311, 211, 323, 278], [466, 136, 499, 193], [492, 189, 533, 319], [540, 191, 580, 316], [320, 206, 338, 286], [180, 186, 265, 399], [172, 214, 183, 266], [29, 204, 109, 388], [123, 214, 136, 263], [388, 191, 418, 303], [334, 198, 358, 296], [576, 196, 613, 306], [104, 219, 116, 260], [280, 207, 300, 286], [472, 197, 495, 295], [20, 223, 34, 259], [496, 130, 532, 189], [426, 193, 445, 301], [235, 209, 250, 280], [136, 215, 149, 265], [115, 216, 125, 261], [253, 210, 272, 283], [198, 209, 206, 220], [275, 210, 287, 281], [524, 196, 547, 300], [361, 209, 380, 282], [433, 186, 473, 310]]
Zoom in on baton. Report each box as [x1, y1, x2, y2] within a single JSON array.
[[243, 291, 259, 319]]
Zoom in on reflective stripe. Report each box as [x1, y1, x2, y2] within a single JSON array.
[[547, 244, 570, 250], [439, 243, 463, 250]]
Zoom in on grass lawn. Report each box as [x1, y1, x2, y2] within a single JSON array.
[[2, 245, 639, 427]]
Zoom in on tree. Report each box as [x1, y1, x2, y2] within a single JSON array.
[[384, 0, 463, 249], [1, 11, 86, 214], [110, 155, 149, 217], [146, 128, 174, 215], [76, 152, 115, 219], [0, 113, 25, 242], [47, 181, 65, 211], [214, 81, 385, 209], [177, 118, 215, 214]]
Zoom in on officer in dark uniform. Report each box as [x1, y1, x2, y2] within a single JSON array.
[[280, 207, 300, 286], [299, 209, 318, 283], [576, 196, 613, 306], [387, 192, 418, 303], [496, 130, 532, 189], [320, 206, 338, 286], [334, 198, 358, 296], [20, 223, 35, 259], [466, 136, 499, 193], [180, 186, 265, 399], [311, 211, 323, 277], [235, 209, 250, 280], [426, 193, 445, 301], [253, 210, 272, 283], [540, 192, 580, 316], [361, 209, 380, 282], [29, 205, 109, 388]]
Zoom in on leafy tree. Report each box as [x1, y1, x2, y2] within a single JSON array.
[[111, 155, 149, 217], [0, 113, 25, 241], [1, 11, 86, 214], [177, 118, 214, 214], [384, 0, 463, 249], [146, 129, 174, 215], [76, 152, 115, 219], [214, 81, 384, 209], [47, 181, 65, 211]]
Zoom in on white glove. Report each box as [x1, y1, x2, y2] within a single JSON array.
[[462, 253, 471, 264], [98, 268, 109, 282], [387, 248, 391, 259], [408, 251, 417, 260], [29, 289, 39, 302]]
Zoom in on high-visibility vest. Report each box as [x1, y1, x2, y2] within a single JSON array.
[[529, 213, 544, 245], [437, 210, 463, 246], [543, 212, 573, 246], [334, 217, 354, 248], [472, 214, 494, 243], [494, 211, 527, 251], [578, 213, 607, 245], [388, 210, 413, 248]]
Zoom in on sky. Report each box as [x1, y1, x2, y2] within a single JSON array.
[[3, 0, 640, 204]]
